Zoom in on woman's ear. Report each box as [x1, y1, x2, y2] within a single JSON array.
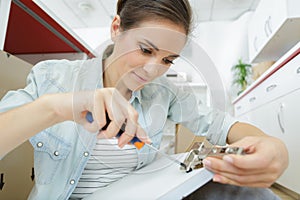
[[110, 15, 121, 42]]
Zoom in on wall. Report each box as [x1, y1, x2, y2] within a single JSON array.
[[191, 12, 253, 113], [0, 51, 34, 199]]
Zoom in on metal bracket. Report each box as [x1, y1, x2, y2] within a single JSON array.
[[180, 141, 245, 173]]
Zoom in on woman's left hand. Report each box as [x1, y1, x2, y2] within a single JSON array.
[[202, 136, 289, 187]]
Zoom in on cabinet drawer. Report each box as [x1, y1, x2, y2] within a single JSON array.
[[260, 53, 300, 99]]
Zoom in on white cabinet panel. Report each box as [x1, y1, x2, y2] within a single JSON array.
[[277, 89, 300, 193], [241, 89, 300, 194], [248, 0, 300, 62], [0, 0, 12, 50], [234, 46, 300, 193], [237, 93, 283, 142], [235, 52, 300, 117], [0, 51, 34, 199]]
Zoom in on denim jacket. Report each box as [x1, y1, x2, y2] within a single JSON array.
[[0, 57, 236, 199]]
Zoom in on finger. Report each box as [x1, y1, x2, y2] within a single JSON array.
[[204, 157, 278, 187], [124, 109, 138, 138], [207, 164, 277, 186], [106, 109, 125, 132], [223, 153, 273, 170], [93, 103, 107, 130], [203, 157, 265, 176], [136, 125, 151, 144], [118, 132, 134, 148], [213, 171, 276, 187], [212, 174, 274, 188], [125, 106, 151, 144], [107, 89, 132, 131], [117, 109, 138, 148], [99, 120, 124, 139]]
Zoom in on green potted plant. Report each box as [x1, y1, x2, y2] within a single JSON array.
[[231, 59, 252, 95]]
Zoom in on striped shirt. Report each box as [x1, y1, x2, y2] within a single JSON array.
[[70, 139, 138, 199]]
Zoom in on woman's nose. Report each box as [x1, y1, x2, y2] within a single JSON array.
[[143, 58, 164, 76]]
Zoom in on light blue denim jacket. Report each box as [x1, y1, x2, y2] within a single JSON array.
[[0, 58, 236, 199]]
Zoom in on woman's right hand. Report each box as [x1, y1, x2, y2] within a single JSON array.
[[52, 88, 151, 148]]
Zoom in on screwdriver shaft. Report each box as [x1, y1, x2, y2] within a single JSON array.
[[85, 111, 186, 169], [145, 143, 186, 168]]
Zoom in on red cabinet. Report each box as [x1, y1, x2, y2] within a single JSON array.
[[4, 0, 94, 57]]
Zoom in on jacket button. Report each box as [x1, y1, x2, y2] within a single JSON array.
[[83, 152, 89, 157], [54, 151, 59, 156], [37, 142, 43, 148], [70, 179, 75, 185]]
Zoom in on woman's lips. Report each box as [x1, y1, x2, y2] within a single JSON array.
[[132, 72, 148, 83]]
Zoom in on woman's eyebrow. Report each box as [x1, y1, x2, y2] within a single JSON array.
[[144, 39, 159, 51], [144, 39, 180, 57]]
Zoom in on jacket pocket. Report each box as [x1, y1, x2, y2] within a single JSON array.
[[30, 130, 71, 184]]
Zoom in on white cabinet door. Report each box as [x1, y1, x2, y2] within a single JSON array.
[[240, 89, 300, 194], [248, 0, 286, 62], [248, 0, 300, 62], [241, 95, 283, 141], [0, 0, 12, 50], [275, 89, 300, 193]]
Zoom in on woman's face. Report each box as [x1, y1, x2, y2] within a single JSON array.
[[110, 19, 187, 91]]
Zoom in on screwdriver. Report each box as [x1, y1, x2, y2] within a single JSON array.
[[84, 111, 187, 169]]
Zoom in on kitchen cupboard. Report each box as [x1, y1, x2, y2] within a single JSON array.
[[3, 0, 93, 56], [233, 43, 300, 194], [0, 1, 92, 199], [0, 50, 34, 200], [248, 0, 300, 63]]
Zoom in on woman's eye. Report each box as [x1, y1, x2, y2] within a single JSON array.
[[162, 58, 174, 65], [139, 45, 152, 54]]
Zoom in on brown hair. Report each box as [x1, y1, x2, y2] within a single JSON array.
[[116, 0, 193, 35]]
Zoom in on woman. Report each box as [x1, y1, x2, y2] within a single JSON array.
[[0, 0, 287, 199]]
